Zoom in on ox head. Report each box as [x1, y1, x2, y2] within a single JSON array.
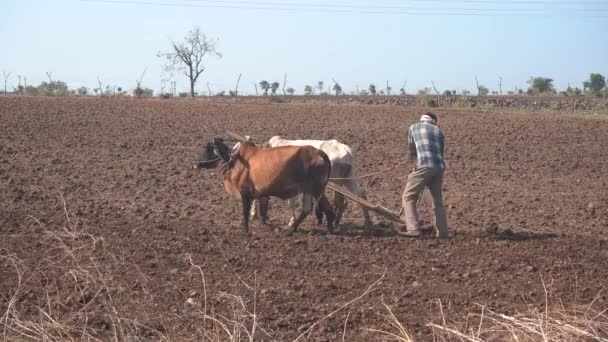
[[194, 138, 232, 169], [194, 142, 220, 169]]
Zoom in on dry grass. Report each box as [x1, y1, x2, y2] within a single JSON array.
[[1, 196, 607, 341], [427, 285, 608, 342], [0, 195, 266, 341]]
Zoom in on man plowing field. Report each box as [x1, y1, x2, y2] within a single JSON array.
[[395, 112, 449, 238]]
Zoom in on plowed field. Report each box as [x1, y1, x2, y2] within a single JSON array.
[[1, 96, 607, 340]]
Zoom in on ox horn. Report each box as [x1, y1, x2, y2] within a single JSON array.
[[226, 131, 251, 143]]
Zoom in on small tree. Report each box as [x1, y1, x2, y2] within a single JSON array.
[[417, 87, 431, 95], [77, 86, 88, 95], [286, 87, 295, 95], [369, 83, 376, 95], [38, 80, 69, 96], [2, 70, 10, 94], [443, 90, 453, 96], [270, 81, 280, 95], [259, 80, 270, 96], [583, 73, 606, 95], [304, 85, 313, 95], [478, 85, 489, 96], [527, 77, 555, 95], [386, 80, 392, 95], [332, 79, 342, 96], [158, 27, 221, 97], [317, 81, 324, 95]]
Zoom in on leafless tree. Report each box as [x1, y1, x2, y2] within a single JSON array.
[[206, 82, 212, 96], [45, 72, 52, 84], [16, 74, 23, 94], [253, 82, 259, 96], [134, 68, 147, 98], [158, 27, 221, 97], [282, 73, 287, 95], [97, 77, 104, 98], [2, 70, 10, 94], [431, 81, 440, 95], [475, 76, 481, 96], [234, 73, 241, 96], [498, 76, 503, 95]]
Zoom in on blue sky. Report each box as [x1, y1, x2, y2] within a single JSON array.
[[1, 0, 607, 95]]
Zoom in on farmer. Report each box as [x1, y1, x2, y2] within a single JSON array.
[[396, 112, 448, 238]]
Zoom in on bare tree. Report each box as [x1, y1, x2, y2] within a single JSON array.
[[134, 68, 147, 98], [332, 78, 342, 96], [386, 80, 392, 95], [97, 77, 104, 98], [431, 81, 440, 95], [498, 76, 503, 95], [45, 72, 52, 84], [253, 82, 259, 96], [158, 27, 221, 97], [282, 73, 287, 95], [207, 82, 212, 96], [16, 74, 23, 94], [2, 70, 10, 94], [234, 73, 241, 96]]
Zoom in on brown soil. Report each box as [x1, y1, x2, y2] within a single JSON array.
[[1, 96, 607, 341]]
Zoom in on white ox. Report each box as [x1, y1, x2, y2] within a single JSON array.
[[251, 135, 372, 228]]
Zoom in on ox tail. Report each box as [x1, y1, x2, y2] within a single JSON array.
[[320, 151, 331, 186]]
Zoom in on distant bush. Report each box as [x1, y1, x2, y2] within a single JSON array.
[[527, 77, 555, 95], [24, 86, 39, 96], [37, 81, 69, 96], [77, 87, 88, 96], [134, 87, 154, 98], [426, 98, 438, 107], [215, 90, 225, 96], [418, 87, 431, 95], [178, 92, 188, 97], [160, 93, 173, 99]]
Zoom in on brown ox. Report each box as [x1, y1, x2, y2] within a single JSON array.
[[195, 138, 335, 235]]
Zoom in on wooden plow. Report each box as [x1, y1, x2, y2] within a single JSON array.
[[224, 131, 407, 226], [326, 181, 406, 225]]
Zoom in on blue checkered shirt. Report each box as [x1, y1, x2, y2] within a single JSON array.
[[407, 122, 445, 170]]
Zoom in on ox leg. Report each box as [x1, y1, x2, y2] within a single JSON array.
[[332, 191, 346, 230], [240, 192, 253, 236], [290, 194, 313, 232], [349, 180, 373, 227], [287, 197, 298, 228], [314, 199, 324, 224], [249, 199, 259, 221], [318, 194, 335, 233], [258, 196, 269, 225]]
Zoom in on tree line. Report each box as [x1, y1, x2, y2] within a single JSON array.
[[2, 27, 606, 98]]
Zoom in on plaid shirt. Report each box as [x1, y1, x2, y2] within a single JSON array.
[[407, 121, 445, 170]]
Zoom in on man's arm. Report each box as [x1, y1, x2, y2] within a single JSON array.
[[407, 126, 417, 161]]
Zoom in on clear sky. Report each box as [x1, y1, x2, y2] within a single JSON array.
[[1, 0, 607, 95]]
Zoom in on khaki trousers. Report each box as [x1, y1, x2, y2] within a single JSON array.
[[401, 167, 448, 238]]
